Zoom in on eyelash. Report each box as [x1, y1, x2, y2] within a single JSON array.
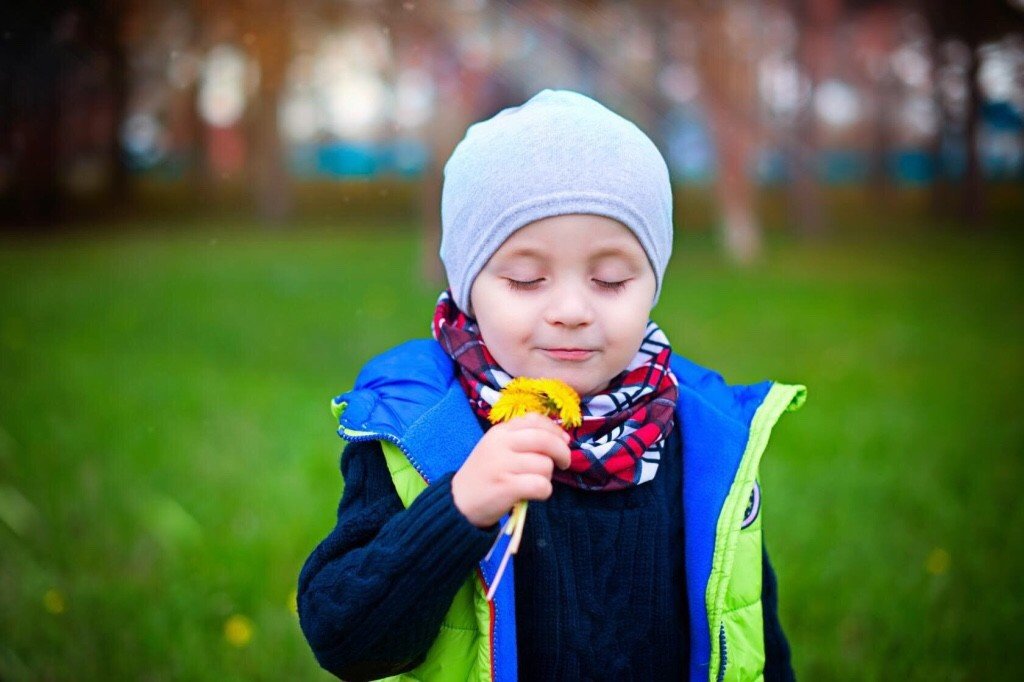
[[504, 278, 628, 292], [506, 278, 544, 291]]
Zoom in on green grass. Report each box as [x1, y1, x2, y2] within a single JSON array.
[[1, 218, 1022, 680]]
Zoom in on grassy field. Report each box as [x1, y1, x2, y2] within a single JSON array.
[[1, 216, 1022, 680]]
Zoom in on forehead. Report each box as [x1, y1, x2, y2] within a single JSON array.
[[491, 214, 647, 262]]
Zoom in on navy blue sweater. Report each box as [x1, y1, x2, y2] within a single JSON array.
[[298, 426, 795, 681]]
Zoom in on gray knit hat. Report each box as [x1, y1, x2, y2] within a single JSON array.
[[439, 89, 674, 313]]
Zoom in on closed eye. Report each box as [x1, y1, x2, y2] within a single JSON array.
[[594, 279, 629, 291], [506, 278, 545, 291]]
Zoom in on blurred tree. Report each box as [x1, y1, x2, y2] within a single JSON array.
[[695, 0, 766, 262], [5, 0, 1020, 237], [2, 2, 128, 226], [380, 0, 471, 285], [183, 0, 294, 222], [920, 0, 1024, 225], [97, 0, 129, 206], [241, 0, 294, 224], [848, 0, 901, 208], [6, 9, 72, 225], [786, 0, 835, 237], [385, 0, 516, 285]]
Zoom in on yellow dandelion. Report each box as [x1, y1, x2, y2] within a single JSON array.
[[485, 377, 581, 601], [925, 548, 951, 576], [488, 388, 547, 423], [489, 377, 582, 427], [42, 588, 65, 614], [288, 588, 298, 615], [224, 614, 254, 648]]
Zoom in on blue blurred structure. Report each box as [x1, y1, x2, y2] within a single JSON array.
[[253, 101, 1021, 185], [288, 139, 430, 179]]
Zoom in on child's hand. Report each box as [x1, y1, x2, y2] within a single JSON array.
[[452, 413, 572, 528]]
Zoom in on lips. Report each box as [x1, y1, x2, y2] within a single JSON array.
[[541, 348, 596, 361]]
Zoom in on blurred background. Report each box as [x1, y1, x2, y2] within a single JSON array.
[[1, 0, 1022, 680]]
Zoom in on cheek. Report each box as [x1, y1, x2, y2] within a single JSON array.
[[608, 303, 652, 358], [479, 325, 530, 377], [474, 293, 533, 341], [493, 320, 534, 362], [473, 304, 533, 368]]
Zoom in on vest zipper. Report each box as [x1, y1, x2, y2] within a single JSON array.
[[717, 622, 728, 682]]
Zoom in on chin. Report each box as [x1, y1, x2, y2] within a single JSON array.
[[517, 359, 612, 397], [557, 374, 608, 398]]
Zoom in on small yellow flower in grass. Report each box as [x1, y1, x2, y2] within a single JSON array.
[[484, 377, 581, 601], [288, 588, 298, 614], [925, 548, 951, 575], [42, 588, 65, 614], [224, 614, 254, 648]]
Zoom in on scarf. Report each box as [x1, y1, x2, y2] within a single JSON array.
[[431, 291, 678, 491]]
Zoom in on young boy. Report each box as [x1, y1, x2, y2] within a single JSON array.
[[298, 89, 805, 681]]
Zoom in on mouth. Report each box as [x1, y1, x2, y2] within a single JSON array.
[[541, 348, 597, 361]]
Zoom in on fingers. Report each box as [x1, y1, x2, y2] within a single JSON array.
[[496, 414, 573, 470], [510, 474, 553, 502], [546, 441, 572, 471], [508, 452, 555, 477], [504, 413, 570, 441], [505, 428, 569, 458], [459, 413, 576, 527]]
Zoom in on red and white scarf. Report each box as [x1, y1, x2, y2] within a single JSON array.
[[431, 291, 678, 491]]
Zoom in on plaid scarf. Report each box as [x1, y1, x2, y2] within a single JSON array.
[[431, 291, 678, 491]]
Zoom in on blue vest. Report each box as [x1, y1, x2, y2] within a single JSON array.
[[332, 339, 805, 681]]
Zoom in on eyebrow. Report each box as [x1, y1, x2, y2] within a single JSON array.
[[495, 247, 548, 262], [587, 247, 646, 266], [494, 244, 645, 268]]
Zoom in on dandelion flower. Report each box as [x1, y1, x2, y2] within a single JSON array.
[[224, 614, 254, 648], [42, 588, 65, 615], [489, 377, 582, 427], [488, 387, 548, 423], [925, 548, 951, 575]]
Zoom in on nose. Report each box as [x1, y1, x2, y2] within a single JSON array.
[[542, 281, 595, 328]]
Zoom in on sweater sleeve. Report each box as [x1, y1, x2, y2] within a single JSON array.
[[762, 542, 796, 682], [297, 439, 499, 681]]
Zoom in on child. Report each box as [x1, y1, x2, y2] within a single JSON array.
[[297, 89, 805, 681]]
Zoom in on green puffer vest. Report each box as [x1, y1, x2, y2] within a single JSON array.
[[333, 340, 805, 681]]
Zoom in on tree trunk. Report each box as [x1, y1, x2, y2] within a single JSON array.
[[102, 0, 130, 208], [928, 39, 949, 219], [247, 1, 293, 225], [788, 0, 833, 238], [961, 39, 984, 226], [868, 69, 897, 210], [12, 39, 65, 226], [252, 92, 292, 223], [696, 1, 764, 263]]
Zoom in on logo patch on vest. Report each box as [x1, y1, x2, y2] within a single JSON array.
[[741, 481, 761, 529]]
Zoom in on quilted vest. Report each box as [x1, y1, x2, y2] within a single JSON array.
[[332, 340, 805, 681]]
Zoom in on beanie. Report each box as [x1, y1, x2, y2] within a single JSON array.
[[439, 89, 674, 313]]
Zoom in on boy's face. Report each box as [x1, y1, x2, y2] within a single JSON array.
[[469, 214, 657, 397]]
